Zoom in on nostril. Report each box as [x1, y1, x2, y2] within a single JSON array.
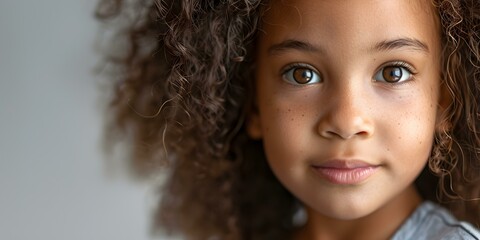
[[322, 129, 371, 139], [356, 131, 369, 136], [317, 115, 374, 140], [322, 130, 344, 139]]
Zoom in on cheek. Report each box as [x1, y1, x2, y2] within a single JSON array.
[[381, 99, 436, 168], [258, 93, 313, 165]]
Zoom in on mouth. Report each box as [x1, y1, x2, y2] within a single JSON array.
[[311, 159, 380, 185]]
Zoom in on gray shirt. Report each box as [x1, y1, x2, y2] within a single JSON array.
[[392, 201, 480, 239]]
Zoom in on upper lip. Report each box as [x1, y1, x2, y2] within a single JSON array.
[[312, 159, 378, 169]]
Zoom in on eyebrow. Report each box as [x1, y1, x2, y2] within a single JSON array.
[[268, 39, 324, 55], [267, 38, 429, 56], [373, 38, 429, 53]]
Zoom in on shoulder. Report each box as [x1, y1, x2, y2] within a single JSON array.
[[392, 201, 480, 240]]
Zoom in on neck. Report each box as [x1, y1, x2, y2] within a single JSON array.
[[293, 185, 422, 240]]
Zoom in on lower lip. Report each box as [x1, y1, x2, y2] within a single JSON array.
[[312, 166, 379, 185]]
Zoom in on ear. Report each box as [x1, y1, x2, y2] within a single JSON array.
[[246, 105, 263, 139], [435, 81, 452, 132]]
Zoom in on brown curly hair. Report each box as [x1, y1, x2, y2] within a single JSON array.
[[96, 0, 480, 239]]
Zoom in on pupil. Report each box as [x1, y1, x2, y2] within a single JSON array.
[[294, 68, 312, 84], [383, 67, 402, 82]]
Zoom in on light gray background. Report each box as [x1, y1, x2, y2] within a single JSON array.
[[0, 0, 166, 239]]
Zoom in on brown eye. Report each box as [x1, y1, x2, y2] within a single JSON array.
[[374, 64, 412, 83], [382, 66, 403, 83], [293, 68, 313, 84], [283, 65, 321, 85]]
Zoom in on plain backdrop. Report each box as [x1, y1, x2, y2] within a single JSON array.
[[0, 0, 168, 239]]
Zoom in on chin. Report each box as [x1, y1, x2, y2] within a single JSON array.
[[308, 199, 379, 221], [324, 208, 373, 221]]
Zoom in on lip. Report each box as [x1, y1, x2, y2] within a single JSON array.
[[311, 159, 380, 185]]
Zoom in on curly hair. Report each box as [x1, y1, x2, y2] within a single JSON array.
[[428, 0, 480, 226], [96, 0, 480, 238]]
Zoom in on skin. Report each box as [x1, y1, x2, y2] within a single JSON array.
[[248, 0, 445, 239]]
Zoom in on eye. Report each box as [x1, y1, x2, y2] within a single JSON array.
[[374, 64, 413, 83], [282, 64, 321, 85]]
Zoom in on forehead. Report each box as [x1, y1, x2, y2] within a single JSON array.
[[259, 0, 440, 53], [262, 0, 438, 26]]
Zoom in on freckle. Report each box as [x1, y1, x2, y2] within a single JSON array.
[[288, 108, 291, 112], [398, 136, 402, 139], [302, 114, 305, 117], [291, 118, 294, 121]]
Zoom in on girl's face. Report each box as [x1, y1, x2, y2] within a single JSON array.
[[249, 0, 443, 223]]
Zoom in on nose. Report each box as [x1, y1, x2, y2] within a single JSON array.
[[317, 86, 374, 140]]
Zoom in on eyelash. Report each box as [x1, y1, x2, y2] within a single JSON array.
[[373, 61, 417, 85], [384, 61, 416, 73], [281, 63, 321, 85]]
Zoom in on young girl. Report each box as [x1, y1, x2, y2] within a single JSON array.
[[96, 0, 480, 239]]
